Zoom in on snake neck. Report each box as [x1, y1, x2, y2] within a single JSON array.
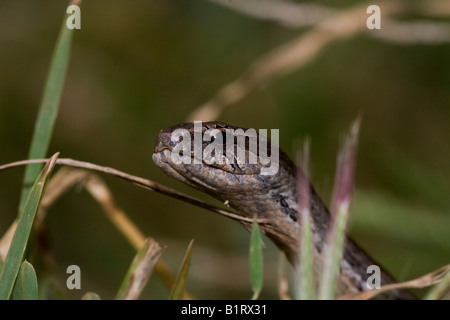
[[219, 159, 410, 297]]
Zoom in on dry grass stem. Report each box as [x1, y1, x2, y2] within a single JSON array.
[[0, 164, 194, 298], [190, 0, 450, 121], [0, 158, 266, 226], [277, 253, 291, 300], [120, 238, 164, 300], [339, 263, 450, 300]]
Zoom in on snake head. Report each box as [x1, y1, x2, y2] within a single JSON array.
[[152, 121, 286, 198]]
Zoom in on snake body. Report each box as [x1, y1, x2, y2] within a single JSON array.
[[152, 121, 414, 299]]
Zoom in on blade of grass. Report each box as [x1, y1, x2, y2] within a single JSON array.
[[38, 277, 66, 300], [295, 139, 315, 300], [18, 1, 78, 218], [424, 265, 450, 300], [318, 119, 360, 300], [319, 202, 351, 300], [12, 260, 38, 300], [169, 239, 194, 300], [116, 238, 164, 300], [82, 292, 101, 300], [0, 153, 59, 300], [340, 263, 450, 300], [249, 218, 263, 300], [83, 175, 193, 299]]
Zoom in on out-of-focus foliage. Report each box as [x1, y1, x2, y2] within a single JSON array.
[[0, 1, 448, 299]]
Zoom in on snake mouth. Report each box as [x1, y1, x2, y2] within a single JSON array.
[[152, 150, 191, 186], [152, 149, 221, 194]]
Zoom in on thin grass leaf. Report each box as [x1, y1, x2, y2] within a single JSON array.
[[116, 238, 164, 300], [424, 265, 450, 300], [0, 257, 3, 273], [249, 218, 263, 300], [18, 2, 77, 218], [12, 260, 38, 300], [318, 202, 351, 300], [169, 239, 194, 300], [340, 263, 450, 300], [295, 140, 315, 300], [0, 153, 59, 300], [82, 292, 102, 300], [318, 119, 360, 300], [298, 217, 315, 299], [38, 277, 66, 300]]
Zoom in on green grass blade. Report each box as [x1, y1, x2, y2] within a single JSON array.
[[116, 238, 164, 300], [18, 2, 76, 218], [12, 260, 38, 300], [82, 292, 102, 300], [424, 269, 450, 300], [318, 119, 360, 300], [295, 140, 315, 300], [169, 239, 194, 300], [297, 211, 315, 299], [318, 204, 350, 300], [249, 218, 263, 300], [38, 277, 66, 300], [0, 153, 59, 300]]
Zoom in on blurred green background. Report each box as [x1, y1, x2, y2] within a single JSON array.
[[0, 1, 449, 299]]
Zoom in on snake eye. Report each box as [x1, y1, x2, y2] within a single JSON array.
[[210, 131, 227, 144]]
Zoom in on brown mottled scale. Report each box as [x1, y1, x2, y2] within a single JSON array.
[[153, 121, 414, 299]]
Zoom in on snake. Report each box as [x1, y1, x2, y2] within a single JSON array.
[[152, 121, 414, 299]]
